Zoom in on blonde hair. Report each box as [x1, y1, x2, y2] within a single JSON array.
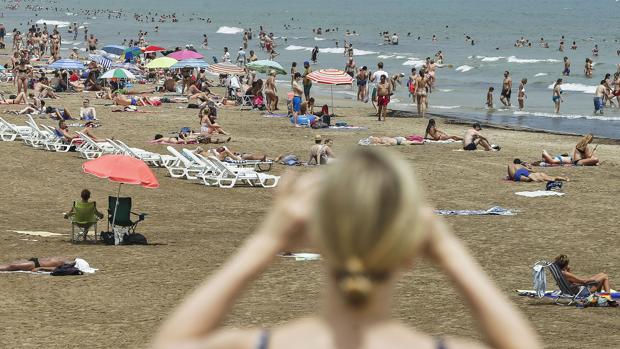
[[575, 133, 593, 152], [310, 148, 428, 306]]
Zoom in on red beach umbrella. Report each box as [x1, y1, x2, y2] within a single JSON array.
[[144, 45, 166, 53], [83, 155, 159, 231], [167, 50, 204, 60]]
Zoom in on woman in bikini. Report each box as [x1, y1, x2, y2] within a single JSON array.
[[0, 256, 76, 272], [572, 133, 599, 166], [13, 59, 31, 95], [154, 148, 541, 349], [415, 69, 428, 117], [199, 106, 228, 136], [517, 78, 527, 110], [0, 92, 28, 105], [424, 119, 463, 141]]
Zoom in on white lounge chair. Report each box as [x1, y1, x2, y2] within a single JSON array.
[[112, 140, 176, 167], [75, 132, 117, 159], [0, 117, 32, 142], [24, 115, 54, 149], [164, 146, 206, 179], [204, 156, 280, 188]]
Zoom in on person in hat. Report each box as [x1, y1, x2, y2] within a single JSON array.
[[462, 123, 499, 151], [308, 135, 335, 165]]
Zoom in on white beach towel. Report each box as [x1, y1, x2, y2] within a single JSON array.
[[515, 190, 565, 197], [0, 270, 51, 275], [9, 230, 66, 237], [281, 253, 321, 261], [424, 139, 457, 144], [74, 258, 98, 273]]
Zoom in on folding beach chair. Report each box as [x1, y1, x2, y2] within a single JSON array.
[[533, 260, 595, 305], [108, 197, 147, 244], [68, 201, 102, 243]]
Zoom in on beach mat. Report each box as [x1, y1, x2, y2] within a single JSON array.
[[280, 253, 321, 261], [516, 289, 620, 300], [435, 206, 515, 216], [515, 190, 564, 197], [327, 126, 367, 131], [262, 113, 289, 118], [425, 139, 457, 144]]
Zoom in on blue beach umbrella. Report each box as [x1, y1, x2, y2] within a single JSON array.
[[48, 59, 85, 70], [101, 45, 126, 56], [171, 59, 209, 69]]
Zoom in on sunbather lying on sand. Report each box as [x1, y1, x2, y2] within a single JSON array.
[[0, 92, 28, 105], [554, 254, 614, 293], [195, 146, 268, 161], [0, 256, 76, 272], [113, 93, 153, 107], [424, 118, 463, 141], [359, 136, 424, 146], [507, 159, 569, 182]]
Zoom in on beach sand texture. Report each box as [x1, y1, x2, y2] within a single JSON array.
[[0, 86, 619, 348]]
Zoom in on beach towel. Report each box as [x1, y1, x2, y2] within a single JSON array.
[[327, 125, 367, 130], [0, 270, 51, 275], [148, 139, 198, 145], [424, 139, 457, 144], [537, 162, 577, 167], [434, 206, 515, 216], [9, 230, 66, 237], [516, 289, 620, 300], [280, 253, 321, 261], [262, 113, 289, 118], [515, 190, 565, 197], [406, 135, 425, 142]]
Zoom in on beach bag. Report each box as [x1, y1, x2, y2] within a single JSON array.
[[123, 233, 148, 245], [51, 264, 83, 276], [100, 231, 115, 245], [321, 114, 331, 126], [279, 154, 300, 166]]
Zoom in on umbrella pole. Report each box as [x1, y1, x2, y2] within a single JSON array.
[[111, 183, 122, 244], [331, 85, 334, 115]]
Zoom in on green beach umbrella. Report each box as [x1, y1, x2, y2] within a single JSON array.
[[145, 57, 178, 69], [246, 60, 287, 75], [100, 68, 136, 80]]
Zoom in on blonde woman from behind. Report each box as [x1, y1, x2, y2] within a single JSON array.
[[153, 148, 541, 349]]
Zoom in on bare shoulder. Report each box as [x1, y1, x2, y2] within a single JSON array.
[[180, 328, 261, 349]]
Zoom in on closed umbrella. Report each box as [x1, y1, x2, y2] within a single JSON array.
[[207, 63, 245, 75], [307, 69, 354, 113], [167, 50, 204, 60], [101, 45, 126, 56], [171, 59, 209, 69], [82, 155, 159, 243], [145, 57, 178, 69], [246, 60, 286, 75], [100, 68, 136, 80]]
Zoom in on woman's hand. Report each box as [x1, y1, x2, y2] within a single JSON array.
[[257, 171, 321, 251]]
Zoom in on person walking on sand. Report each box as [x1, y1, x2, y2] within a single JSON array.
[[302, 61, 313, 101], [292, 72, 304, 127], [356, 66, 368, 101], [500, 71, 512, 106], [562, 57, 571, 76], [517, 78, 527, 110], [552, 78, 563, 113], [370, 61, 388, 113], [376, 75, 392, 121]]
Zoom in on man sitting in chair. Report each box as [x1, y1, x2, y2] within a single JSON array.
[[64, 189, 103, 241]]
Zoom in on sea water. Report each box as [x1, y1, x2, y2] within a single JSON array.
[[4, 0, 620, 138]]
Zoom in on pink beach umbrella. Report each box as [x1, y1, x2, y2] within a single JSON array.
[[306, 69, 354, 114], [167, 50, 204, 60]]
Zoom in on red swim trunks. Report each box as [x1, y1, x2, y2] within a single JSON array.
[[378, 95, 390, 106]]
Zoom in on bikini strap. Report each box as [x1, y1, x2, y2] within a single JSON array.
[[256, 329, 270, 349]]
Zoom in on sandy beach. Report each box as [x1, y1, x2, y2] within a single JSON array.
[[0, 83, 619, 348]]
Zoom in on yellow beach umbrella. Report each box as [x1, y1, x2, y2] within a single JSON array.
[[145, 57, 178, 69]]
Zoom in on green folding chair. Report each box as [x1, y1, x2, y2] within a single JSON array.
[[68, 201, 102, 243], [107, 196, 146, 235]]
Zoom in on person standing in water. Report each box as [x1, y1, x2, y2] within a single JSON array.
[[500, 71, 512, 107], [562, 57, 571, 76], [414, 69, 428, 117], [486, 87, 494, 109], [552, 78, 563, 113], [517, 79, 527, 110]]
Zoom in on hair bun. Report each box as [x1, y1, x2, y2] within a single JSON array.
[[338, 257, 372, 306]]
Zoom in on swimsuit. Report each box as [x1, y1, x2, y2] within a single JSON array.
[[463, 142, 477, 151], [28, 257, 41, 268], [394, 136, 405, 145], [593, 97, 604, 111], [130, 97, 137, 106], [513, 167, 530, 181], [377, 95, 390, 106], [552, 95, 561, 102], [553, 155, 572, 164], [292, 95, 302, 112], [356, 79, 367, 86], [501, 88, 511, 99]]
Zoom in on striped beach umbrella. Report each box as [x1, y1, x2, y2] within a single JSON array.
[[246, 60, 286, 75], [207, 63, 245, 75], [306, 69, 354, 113], [145, 57, 178, 69], [88, 54, 113, 70], [48, 59, 84, 70], [100, 68, 136, 80], [171, 59, 209, 69]]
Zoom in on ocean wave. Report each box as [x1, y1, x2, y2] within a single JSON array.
[[314, 37, 325, 41], [284, 45, 375, 55], [513, 111, 620, 121], [438, 89, 454, 92], [507, 56, 560, 64], [478, 56, 504, 62], [396, 55, 406, 59], [377, 54, 395, 59], [455, 65, 473, 72], [216, 26, 244, 34], [402, 58, 425, 67], [534, 73, 548, 77], [431, 105, 461, 109], [35, 19, 71, 27], [547, 82, 597, 94]]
